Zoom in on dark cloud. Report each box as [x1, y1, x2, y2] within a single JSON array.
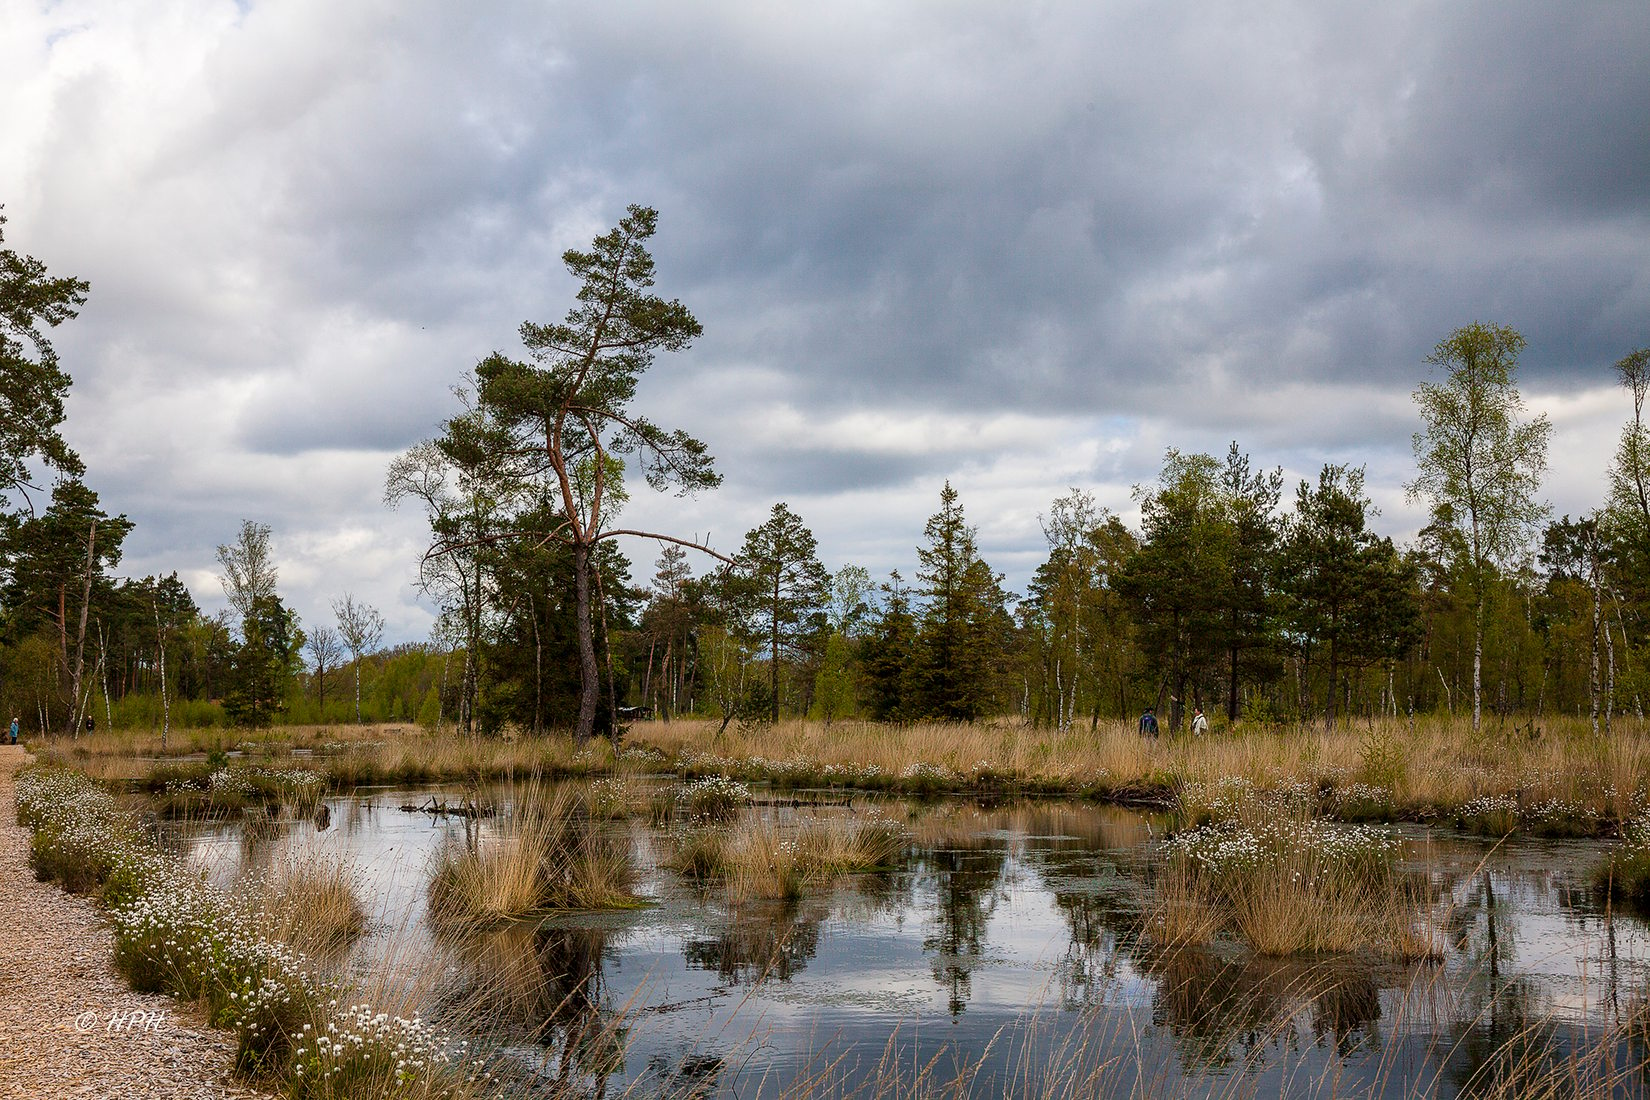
[[3, 0, 1645, 637]]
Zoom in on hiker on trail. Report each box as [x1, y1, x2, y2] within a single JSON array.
[[6, 716, 15, 745], [1138, 706, 1159, 739], [1191, 707, 1209, 737]]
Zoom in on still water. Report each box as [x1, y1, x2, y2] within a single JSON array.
[[170, 788, 1650, 1098]]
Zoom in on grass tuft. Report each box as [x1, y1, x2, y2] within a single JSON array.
[[427, 781, 640, 927]]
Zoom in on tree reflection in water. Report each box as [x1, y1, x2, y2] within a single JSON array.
[[682, 897, 826, 983], [1049, 887, 1128, 1009], [921, 839, 1009, 1016]]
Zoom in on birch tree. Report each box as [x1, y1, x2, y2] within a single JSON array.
[[333, 593, 385, 725], [1408, 322, 1550, 731]]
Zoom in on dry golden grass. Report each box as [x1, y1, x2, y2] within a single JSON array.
[[635, 713, 1650, 822], [428, 782, 640, 926], [1147, 787, 1439, 959], [34, 710, 1650, 830], [241, 851, 367, 957], [666, 813, 904, 902], [1145, 871, 1225, 951]]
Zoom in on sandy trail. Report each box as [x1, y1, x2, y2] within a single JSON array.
[[0, 745, 273, 1099]]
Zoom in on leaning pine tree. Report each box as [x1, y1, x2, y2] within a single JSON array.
[[467, 206, 725, 741]]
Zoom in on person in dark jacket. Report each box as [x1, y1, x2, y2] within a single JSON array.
[[1138, 707, 1159, 739]]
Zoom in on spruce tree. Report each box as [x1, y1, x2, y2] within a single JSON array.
[[915, 483, 1011, 720]]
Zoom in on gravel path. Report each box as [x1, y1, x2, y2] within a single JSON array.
[[0, 746, 275, 1100]]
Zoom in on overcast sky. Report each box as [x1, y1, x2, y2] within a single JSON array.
[[3, 0, 1647, 642]]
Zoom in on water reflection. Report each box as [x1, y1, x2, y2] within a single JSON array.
[[165, 786, 1650, 1098], [683, 898, 825, 983], [436, 921, 628, 1090], [921, 839, 1008, 1016]]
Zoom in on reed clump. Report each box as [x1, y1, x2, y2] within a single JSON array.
[[427, 784, 639, 926], [653, 775, 753, 824], [1597, 810, 1650, 908], [666, 814, 904, 902], [243, 852, 368, 957], [1151, 783, 1427, 958]]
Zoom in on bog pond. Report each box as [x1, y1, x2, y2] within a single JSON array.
[[167, 784, 1650, 1098]]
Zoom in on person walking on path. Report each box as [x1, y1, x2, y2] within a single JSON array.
[[1191, 707, 1209, 737], [8, 716, 18, 745], [1138, 706, 1159, 739]]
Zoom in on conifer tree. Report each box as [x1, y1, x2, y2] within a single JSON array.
[[915, 483, 1011, 720], [735, 503, 829, 723]]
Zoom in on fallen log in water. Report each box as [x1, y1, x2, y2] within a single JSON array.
[[397, 795, 493, 818]]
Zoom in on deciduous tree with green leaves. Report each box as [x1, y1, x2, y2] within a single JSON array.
[[1408, 322, 1550, 731]]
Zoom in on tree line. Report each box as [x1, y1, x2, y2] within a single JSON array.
[[1, 203, 1645, 737]]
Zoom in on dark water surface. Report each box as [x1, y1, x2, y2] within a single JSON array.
[[170, 790, 1650, 1098]]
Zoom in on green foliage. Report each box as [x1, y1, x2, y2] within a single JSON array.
[[0, 208, 87, 490], [1022, 489, 1140, 730], [734, 502, 830, 722], [812, 630, 854, 725], [466, 204, 717, 742], [223, 594, 304, 728], [861, 571, 919, 721], [1358, 727, 1408, 791], [1116, 451, 1230, 729], [1282, 465, 1422, 726], [1409, 322, 1551, 728], [914, 482, 1013, 720]]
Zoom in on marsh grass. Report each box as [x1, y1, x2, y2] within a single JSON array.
[[1150, 783, 1432, 958], [653, 775, 753, 824], [638, 715, 1650, 832], [666, 813, 904, 902], [427, 782, 640, 926], [243, 852, 368, 958], [33, 711, 1649, 832], [1597, 810, 1650, 908]]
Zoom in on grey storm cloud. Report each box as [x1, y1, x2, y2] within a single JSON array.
[[2, 0, 1647, 636]]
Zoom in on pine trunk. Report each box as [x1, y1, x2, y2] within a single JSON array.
[[574, 541, 600, 742]]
